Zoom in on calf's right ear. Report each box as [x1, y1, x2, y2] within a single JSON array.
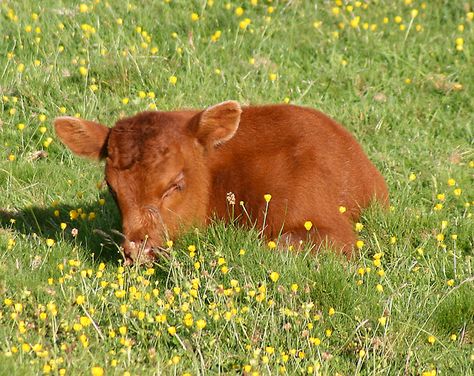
[[192, 101, 242, 149], [54, 117, 110, 160]]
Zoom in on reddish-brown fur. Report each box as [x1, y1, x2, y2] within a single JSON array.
[[55, 102, 388, 264]]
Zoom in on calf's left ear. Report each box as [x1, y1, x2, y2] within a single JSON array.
[[54, 117, 110, 160], [193, 101, 242, 148]]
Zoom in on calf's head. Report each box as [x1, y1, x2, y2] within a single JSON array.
[[55, 101, 241, 264]]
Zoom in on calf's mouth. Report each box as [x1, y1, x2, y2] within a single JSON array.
[[122, 239, 170, 265]]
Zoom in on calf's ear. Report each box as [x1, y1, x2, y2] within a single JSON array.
[[193, 101, 242, 148], [54, 117, 110, 160]]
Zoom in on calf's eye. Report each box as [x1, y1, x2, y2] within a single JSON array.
[[162, 172, 185, 199]]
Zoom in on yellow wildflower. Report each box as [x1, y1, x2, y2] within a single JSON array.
[[269, 271, 280, 282]]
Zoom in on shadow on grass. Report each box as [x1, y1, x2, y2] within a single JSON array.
[[0, 197, 124, 265]]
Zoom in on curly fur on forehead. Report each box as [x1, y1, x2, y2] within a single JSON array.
[[107, 111, 194, 169], [111, 112, 165, 146]]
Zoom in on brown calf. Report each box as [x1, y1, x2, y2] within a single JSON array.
[[55, 102, 388, 263]]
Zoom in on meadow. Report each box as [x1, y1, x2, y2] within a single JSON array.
[[0, 0, 473, 375]]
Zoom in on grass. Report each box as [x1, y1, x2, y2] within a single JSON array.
[[0, 0, 473, 375]]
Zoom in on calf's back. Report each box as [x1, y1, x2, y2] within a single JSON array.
[[207, 105, 388, 253]]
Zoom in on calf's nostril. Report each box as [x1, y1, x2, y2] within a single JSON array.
[[121, 238, 159, 264]]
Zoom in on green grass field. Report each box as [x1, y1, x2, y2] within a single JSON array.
[[1, 0, 473, 375]]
